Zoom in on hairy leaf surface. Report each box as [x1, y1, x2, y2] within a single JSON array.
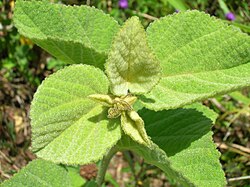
[[118, 107, 225, 187], [106, 17, 161, 95], [185, 103, 218, 123], [141, 108, 225, 186], [30, 65, 121, 164], [121, 111, 151, 146], [1, 159, 71, 187], [14, 0, 120, 69], [140, 11, 250, 110]]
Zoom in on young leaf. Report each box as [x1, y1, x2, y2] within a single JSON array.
[[105, 16, 161, 96], [14, 0, 120, 69], [30, 65, 121, 165], [140, 10, 250, 110], [121, 111, 151, 146], [140, 108, 225, 186], [1, 159, 71, 187]]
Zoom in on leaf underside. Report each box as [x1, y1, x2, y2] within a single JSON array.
[[14, 0, 120, 69], [140, 10, 250, 111], [118, 107, 225, 187], [106, 16, 161, 95], [1, 159, 71, 187], [30, 65, 121, 165]]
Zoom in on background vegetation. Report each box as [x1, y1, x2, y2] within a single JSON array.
[[0, 0, 249, 186]]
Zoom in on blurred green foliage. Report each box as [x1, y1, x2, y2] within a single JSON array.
[[0, 0, 41, 86]]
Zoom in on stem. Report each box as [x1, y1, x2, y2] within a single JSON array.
[[123, 151, 137, 181], [96, 146, 118, 186]]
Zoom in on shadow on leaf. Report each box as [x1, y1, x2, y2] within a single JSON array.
[[139, 108, 212, 157], [87, 107, 119, 131]]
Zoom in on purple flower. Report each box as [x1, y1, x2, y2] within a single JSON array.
[[225, 12, 235, 21], [119, 0, 128, 9]]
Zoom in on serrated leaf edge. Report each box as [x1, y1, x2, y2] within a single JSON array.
[[29, 64, 122, 165], [14, 0, 120, 56], [139, 74, 250, 111]]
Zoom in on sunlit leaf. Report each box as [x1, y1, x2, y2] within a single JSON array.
[[140, 11, 250, 110], [14, 0, 120, 69], [1, 159, 71, 187], [30, 65, 121, 165], [106, 17, 161, 95]]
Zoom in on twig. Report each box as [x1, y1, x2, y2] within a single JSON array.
[[132, 11, 158, 20], [228, 175, 250, 182], [0, 151, 20, 171], [116, 159, 123, 185], [219, 109, 239, 121], [12, 165, 20, 171], [209, 98, 226, 113], [0, 151, 12, 163], [230, 143, 250, 154], [216, 142, 250, 158], [0, 170, 11, 179]]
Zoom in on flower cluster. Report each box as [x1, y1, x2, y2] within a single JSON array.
[[119, 0, 128, 9]]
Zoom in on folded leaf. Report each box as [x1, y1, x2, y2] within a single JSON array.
[[105, 16, 161, 95], [1, 159, 71, 187], [121, 111, 151, 146], [14, 0, 120, 69], [140, 10, 250, 110], [30, 65, 121, 165]]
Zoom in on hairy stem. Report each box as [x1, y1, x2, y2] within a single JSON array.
[[96, 146, 118, 186]]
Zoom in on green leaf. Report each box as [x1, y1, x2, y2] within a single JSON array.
[[118, 136, 193, 186], [141, 108, 225, 186], [185, 103, 218, 123], [1, 159, 71, 187], [229, 91, 250, 105], [84, 181, 98, 187], [121, 111, 151, 146], [167, 0, 188, 11], [66, 166, 86, 187], [226, 21, 250, 34], [105, 16, 161, 96], [140, 10, 250, 110], [30, 65, 121, 165], [118, 108, 226, 187], [14, 0, 120, 69]]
